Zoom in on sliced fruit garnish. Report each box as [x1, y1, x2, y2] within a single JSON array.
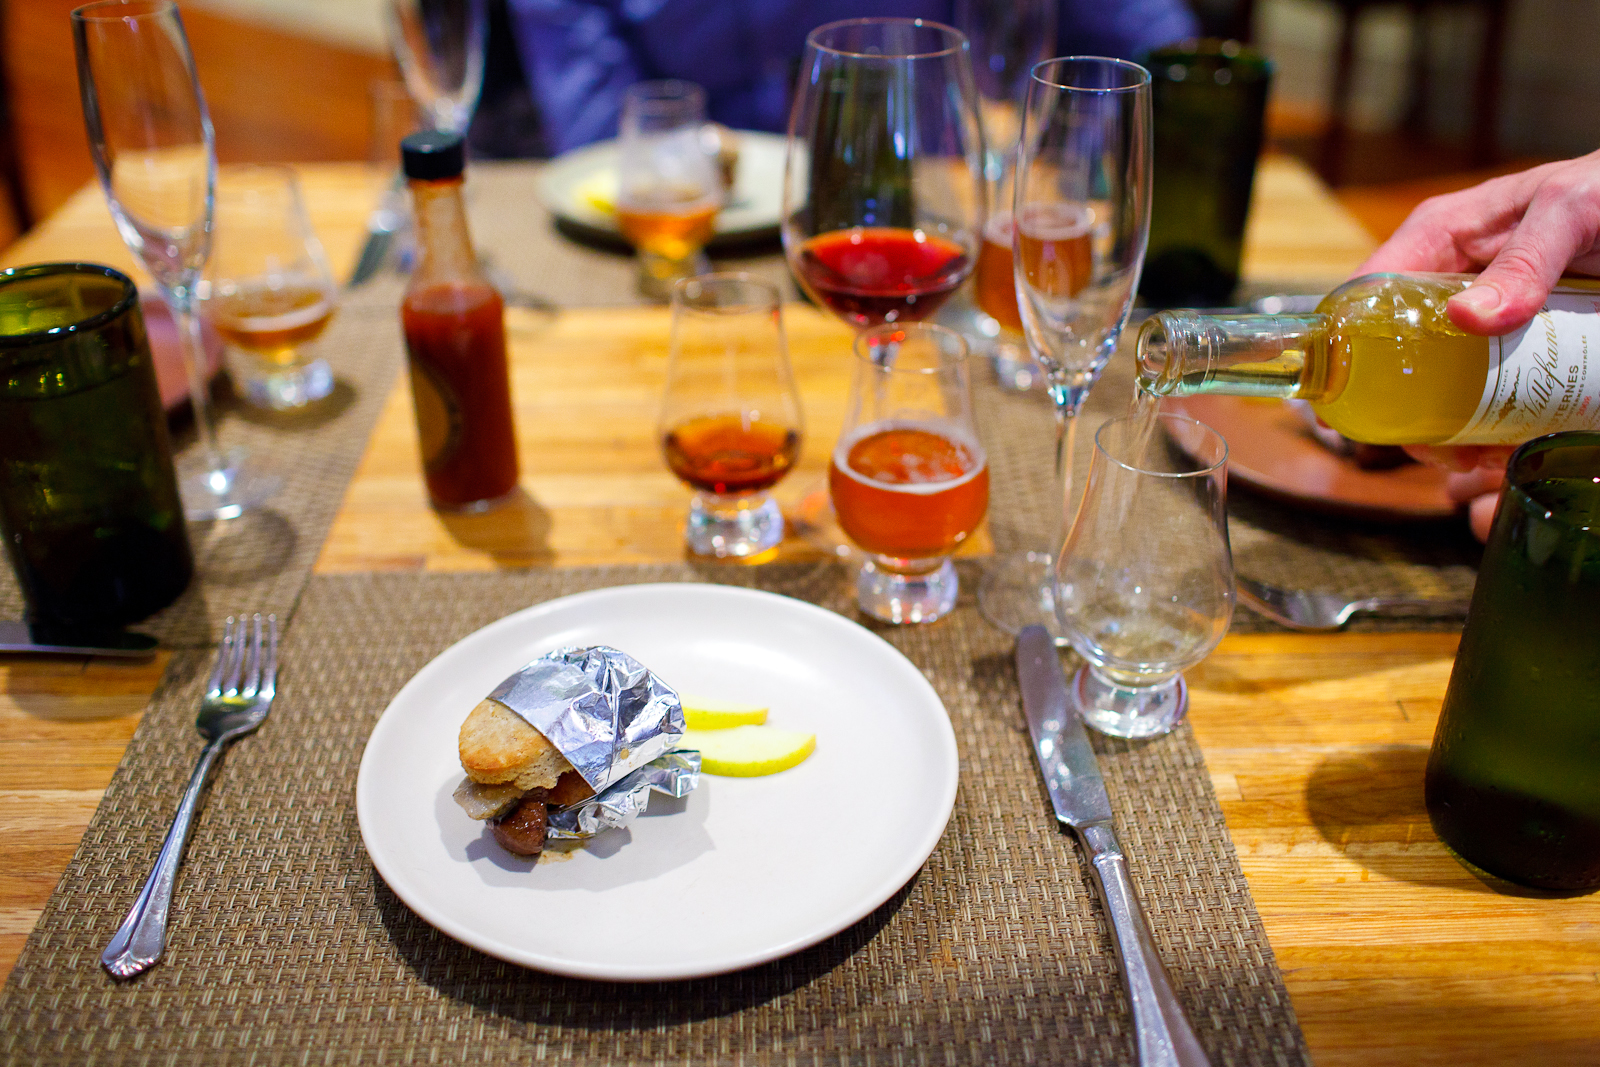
[[682, 698, 769, 729], [681, 725, 815, 777]]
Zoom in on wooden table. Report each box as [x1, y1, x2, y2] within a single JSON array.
[[3, 157, 1597, 1067]]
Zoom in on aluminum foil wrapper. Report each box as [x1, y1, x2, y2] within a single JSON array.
[[548, 750, 701, 839], [488, 645, 697, 838]]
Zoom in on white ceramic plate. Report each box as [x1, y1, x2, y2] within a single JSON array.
[[537, 131, 786, 246], [356, 583, 959, 981]]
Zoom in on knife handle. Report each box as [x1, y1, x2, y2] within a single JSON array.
[[1079, 823, 1213, 1067]]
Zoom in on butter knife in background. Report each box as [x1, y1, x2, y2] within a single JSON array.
[[347, 175, 407, 288], [1016, 624, 1212, 1067]]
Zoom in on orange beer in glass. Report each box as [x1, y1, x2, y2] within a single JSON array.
[[831, 322, 987, 623]]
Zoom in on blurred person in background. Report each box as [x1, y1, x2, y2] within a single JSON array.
[[505, 0, 1199, 155], [1357, 150, 1600, 541]]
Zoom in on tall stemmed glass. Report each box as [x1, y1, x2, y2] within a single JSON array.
[[782, 18, 985, 553], [73, 0, 280, 520], [978, 57, 1152, 640], [385, 0, 487, 135], [783, 18, 986, 331]]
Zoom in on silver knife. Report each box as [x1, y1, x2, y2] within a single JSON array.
[[1016, 625, 1212, 1067], [0, 620, 158, 658], [347, 175, 407, 288]]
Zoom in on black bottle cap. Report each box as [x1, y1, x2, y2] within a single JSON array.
[[401, 131, 465, 180]]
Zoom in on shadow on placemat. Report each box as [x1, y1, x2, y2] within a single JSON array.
[[0, 563, 1308, 1067]]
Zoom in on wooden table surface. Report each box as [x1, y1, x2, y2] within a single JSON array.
[[3, 157, 1597, 1067]]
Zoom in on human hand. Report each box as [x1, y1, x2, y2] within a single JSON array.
[[1360, 152, 1600, 540], [1358, 149, 1600, 335]]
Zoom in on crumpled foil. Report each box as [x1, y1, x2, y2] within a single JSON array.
[[548, 750, 702, 839], [488, 645, 699, 839]]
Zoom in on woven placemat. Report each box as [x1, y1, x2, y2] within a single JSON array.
[[0, 563, 1309, 1067], [0, 278, 406, 648]]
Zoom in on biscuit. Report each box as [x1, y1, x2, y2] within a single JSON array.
[[458, 698, 575, 791]]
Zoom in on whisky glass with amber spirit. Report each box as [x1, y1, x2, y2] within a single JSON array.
[[660, 274, 803, 560], [618, 81, 721, 299]]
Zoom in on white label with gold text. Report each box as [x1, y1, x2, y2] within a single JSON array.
[[1448, 288, 1600, 444]]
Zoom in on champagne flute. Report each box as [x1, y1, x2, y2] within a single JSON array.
[[72, 0, 280, 520], [978, 57, 1152, 641], [956, 0, 1055, 390], [1053, 412, 1233, 738], [385, 0, 488, 135], [660, 274, 803, 560], [783, 18, 986, 331], [200, 166, 338, 410]]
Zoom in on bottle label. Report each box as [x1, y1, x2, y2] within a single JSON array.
[[1448, 288, 1600, 444]]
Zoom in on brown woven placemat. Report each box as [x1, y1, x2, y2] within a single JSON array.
[[0, 562, 1309, 1067], [0, 277, 406, 648]]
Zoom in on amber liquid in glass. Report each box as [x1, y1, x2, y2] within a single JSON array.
[[663, 414, 800, 496], [829, 421, 989, 560], [616, 187, 719, 262], [209, 281, 334, 363], [974, 211, 1023, 333]]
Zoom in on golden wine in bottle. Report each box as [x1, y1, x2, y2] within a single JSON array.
[[1136, 272, 1600, 444]]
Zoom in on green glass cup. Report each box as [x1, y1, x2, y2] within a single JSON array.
[[1139, 39, 1272, 307], [0, 263, 194, 634], [1425, 431, 1600, 890]]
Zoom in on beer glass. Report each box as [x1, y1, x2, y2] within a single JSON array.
[[1425, 431, 1600, 890], [1054, 413, 1232, 738], [0, 264, 193, 634], [617, 81, 721, 299], [660, 274, 803, 560], [832, 323, 989, 623], [979, 57, 1153, 641], [201, 166, 339, 410]]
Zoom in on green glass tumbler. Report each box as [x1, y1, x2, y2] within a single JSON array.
[[1425, 431, 1600, 890], [1139, 40, 1272, 307], [0, 263, 194, 633]]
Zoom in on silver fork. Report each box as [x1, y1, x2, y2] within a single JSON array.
[[1235, 575, 1469, 632], [101, 614, 279, 979]]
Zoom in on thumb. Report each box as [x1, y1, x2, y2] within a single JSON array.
[[1448, 174, 1600, 333]]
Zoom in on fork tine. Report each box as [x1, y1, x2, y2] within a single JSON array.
[[260, 614, 278, 698], [221, 617, 247, 696], [206, 617, 237, 695], [238, 613, 262, 699]]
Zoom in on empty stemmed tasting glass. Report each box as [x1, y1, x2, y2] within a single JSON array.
[[956, 0, 1056, 389], [617, 80, 723, 299], [978, 57, 1153, 641], [385, 0, 488, 135], [200, 166, 339, 410], [832, 323, 989, 624], [660, 274, 803, 560], [1053, 412, 1233, 738], [72, 0, 281, 520]]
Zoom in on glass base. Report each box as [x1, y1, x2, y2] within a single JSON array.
[[232, 355, 335, 410], [991, 340, 1046, 392], [686, 493, 783, 559], [978, 551, 1071, 644], [856, 557, 958, 624], [177, 447, 283, 521], [638, 249, 712, 301], [1071, 664, 1189, 739]]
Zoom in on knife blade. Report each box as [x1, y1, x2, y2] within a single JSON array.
[[347, 175, 406, 289], [0, 620, 158, 658], [1016, 625, 1212, 1067]]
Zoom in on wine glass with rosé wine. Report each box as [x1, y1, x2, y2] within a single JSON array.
[[832, 323, 989, 624], [660, 274, 804, 561], [783, 19, 985, 332]]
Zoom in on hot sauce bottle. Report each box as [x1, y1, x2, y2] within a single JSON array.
[[399, 131, 519, 509]]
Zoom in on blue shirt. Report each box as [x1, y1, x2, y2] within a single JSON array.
[[508, 0, 1199, 154]]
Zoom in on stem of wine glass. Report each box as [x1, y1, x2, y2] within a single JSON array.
[[1045, 368, 1092, 556], [171, 292, 227, 486]]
